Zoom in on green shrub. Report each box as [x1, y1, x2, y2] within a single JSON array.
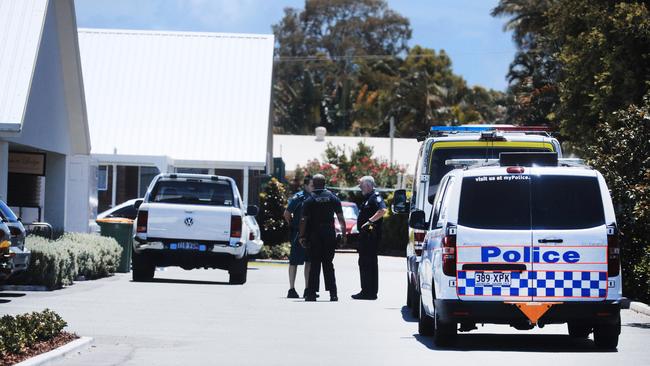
[[380, 192, 409, 256], [0, 309, 67, 356], [9, 234, 122, 289], [256, 242, 291, 260]]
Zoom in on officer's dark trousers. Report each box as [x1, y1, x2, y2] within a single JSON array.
[[358, 230, 379, 296], [306, 226, 337, 295]]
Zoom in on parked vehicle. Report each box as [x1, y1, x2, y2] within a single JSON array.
[[0, 201, 30, 277], [0, 222, 12, 282], [335, 201, 360, 248], [394, 125, 563, 317], [90, 198, 144, 233], [398, 152, 629, 349], [133, 173, 260, 284]]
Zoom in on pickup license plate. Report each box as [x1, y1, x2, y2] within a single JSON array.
[[475, 272, 511, 287], [170, 242, 207, 251]]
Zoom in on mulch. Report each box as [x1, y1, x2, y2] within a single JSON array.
[[0, 332, 79, 366]]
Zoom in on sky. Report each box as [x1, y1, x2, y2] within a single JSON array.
[[74, 0, 516, 91]]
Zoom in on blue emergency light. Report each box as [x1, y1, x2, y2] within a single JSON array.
[[430, 126, 492, 133]]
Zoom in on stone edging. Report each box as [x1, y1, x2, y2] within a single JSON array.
[[630, 301, 650, 317], [14, 337, 94, 366]]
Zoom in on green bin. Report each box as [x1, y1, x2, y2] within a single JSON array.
[[96, 218, 134, 273]]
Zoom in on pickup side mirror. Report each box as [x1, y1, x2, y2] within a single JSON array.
[[134, 200, 143, 210], [391, 189, 410, 214], [408, 210, 428, 230], [246, 205, 259, 216]]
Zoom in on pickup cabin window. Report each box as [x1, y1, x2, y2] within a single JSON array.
[[150, 180, 234, 206]]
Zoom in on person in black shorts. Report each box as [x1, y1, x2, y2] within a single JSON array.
[[299, 174, 346, 302], [283, 176, 313, 298]]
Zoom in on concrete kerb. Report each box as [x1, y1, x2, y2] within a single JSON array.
[[630, 301, 650, 317], [15, 337, 94, 366], [251, 259, 289, 265]]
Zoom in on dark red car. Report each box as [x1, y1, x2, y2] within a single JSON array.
[[335, 201, 360, 248]]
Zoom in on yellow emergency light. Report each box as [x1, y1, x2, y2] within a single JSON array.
[[0, 240, 10, 249]]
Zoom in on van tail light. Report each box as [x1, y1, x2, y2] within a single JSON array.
[[230, 215, 242, 238], [442, 226, 457, 277], [414, 230, 426, 256], [136, 211, 148, 233], [607, 225, 620, 277]]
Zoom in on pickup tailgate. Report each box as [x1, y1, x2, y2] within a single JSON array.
[[147, 203, 233, 242]]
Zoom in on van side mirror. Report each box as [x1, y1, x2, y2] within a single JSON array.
[[391, 189, 410, 214], [134, 200, 143, 210], [246, 205, 259, 216], [408, 210, 427, 230]]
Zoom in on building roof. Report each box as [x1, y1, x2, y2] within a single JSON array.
[[0, 0, 47, 131], [78, 28, 274, 168], [274, 134, 421, 175]]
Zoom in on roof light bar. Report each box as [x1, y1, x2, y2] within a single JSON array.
[[430, 126, 492, 133], [445, 159, 499, 168]]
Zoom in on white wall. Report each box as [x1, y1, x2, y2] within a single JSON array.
[[65, 155, 92, 232]]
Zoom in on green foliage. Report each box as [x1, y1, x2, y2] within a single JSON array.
[[379, 192, 409, 255], [295, 141, 407, 188], [587, 94, 650, 302], [9, 234, 122, 289], [256, 242, 292, 260], [0, 309, 67, 356], [259, 178, 290, 246], [273, 0, 506, 137]]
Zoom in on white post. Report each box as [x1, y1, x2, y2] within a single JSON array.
[[111, 164, 117, 207], [0, 141, 8, 201], [243, 166, 249, 206], [389, 116, 395, 165]]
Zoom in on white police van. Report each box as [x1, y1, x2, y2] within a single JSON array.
[[407, 152, 629, 349], [392, 126, 563, 317]]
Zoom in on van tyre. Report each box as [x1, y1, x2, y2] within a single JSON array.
[[418, 295, 435, 336], [406, 275, 413, 308], [593, 315, 620, 350], [132, 252, 155, 282], [229, 254, 248, 285], [568, 322, 591, 339], [433, 302, 457, 347]]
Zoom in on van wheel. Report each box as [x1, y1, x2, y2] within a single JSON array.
[[418, 295, 435, 336], [410, 282, 419, 319], [229, 254, 248, 285], [433, 303, 457, 347], [406, 275, 413, 308], [593, 315, 620, 350], [132, 252, 155, 282], [567, 322, 592, 339]]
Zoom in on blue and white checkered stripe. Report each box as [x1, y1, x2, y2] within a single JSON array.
[[457, 271, 607, 298]]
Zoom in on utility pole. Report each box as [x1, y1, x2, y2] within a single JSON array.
[[389, 116, 395, 165]]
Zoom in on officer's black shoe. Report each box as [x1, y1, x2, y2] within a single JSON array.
[[287, 288, 299, 299], [330, 292, 338, 302], [351, 292, 378, 300], [305, 295, 317, 302], [303, 289, 319, 298]]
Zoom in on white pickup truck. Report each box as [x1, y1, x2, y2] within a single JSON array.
[[133, 173, 262, 284]]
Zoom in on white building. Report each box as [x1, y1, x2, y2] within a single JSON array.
[[274, 130, 421, 176], [77, 29, 275, 212], [0, 0, 93, 232]]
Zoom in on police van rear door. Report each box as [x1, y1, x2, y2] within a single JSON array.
[[456, 170, 533, 301], [529, 169, 608, 302]]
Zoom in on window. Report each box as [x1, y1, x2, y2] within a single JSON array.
[[150, 180, 234, 206], [109, 203, 140, 220], [430, 177, 451, 228], [458, 175, 531, 230], [531, 176, 604, 230], [98, 166, 108, 191], [428, 146, 553, 190], [458, 175, 605, 230], [410, 145, 424, 211]]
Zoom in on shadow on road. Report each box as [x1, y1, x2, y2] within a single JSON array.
[[401, 306, 417, 323], [139, 278, 231, 286], [413, 333, 616, 353], [624, 322, 650, 329], [0, 299, 10, 304], [0, 292, 26, 298]]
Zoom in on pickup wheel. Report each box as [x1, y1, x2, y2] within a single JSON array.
[[229, 254, 248, 285], [593, 314, 621, 350], [567, 322, 592, 339], [418, 294, 435, 336], [132, 252, 155, 282]]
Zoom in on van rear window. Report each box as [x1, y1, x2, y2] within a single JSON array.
[[150, 180, 234, 206], [458, 175, 605, 230]]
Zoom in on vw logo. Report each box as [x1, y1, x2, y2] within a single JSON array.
[[184, 217, 194, 227]]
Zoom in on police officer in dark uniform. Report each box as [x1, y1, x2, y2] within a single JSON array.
[[299, 174, 346, 302], [352, 175, 387, 300]]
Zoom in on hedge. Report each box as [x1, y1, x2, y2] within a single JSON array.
[[256, 242, 291, 260], [9, 233, 122, 289], [0, 309, 67, 356]]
